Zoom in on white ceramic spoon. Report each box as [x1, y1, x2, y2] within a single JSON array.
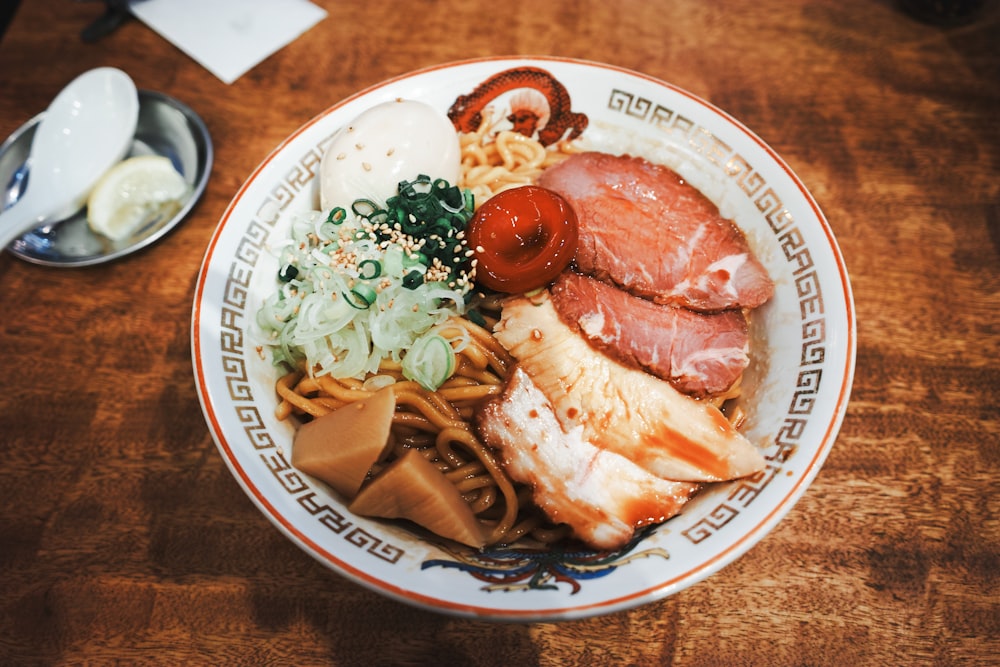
[[0, 67, 139, 250]]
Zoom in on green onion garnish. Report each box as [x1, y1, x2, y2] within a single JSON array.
[[278, 264, 299, 282], [326, 207, 347, 225], [354, 176, 476, 290], [344, 285, 377, 309], [402, 270, 424, 290], [358, 259, 382, 280]]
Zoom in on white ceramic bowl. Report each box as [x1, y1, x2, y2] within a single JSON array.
[[192, 57, 856, 621]]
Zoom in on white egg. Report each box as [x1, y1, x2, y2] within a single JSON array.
[[319, 99, 461, 211]]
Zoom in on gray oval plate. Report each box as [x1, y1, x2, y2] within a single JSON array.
[[0, 89, 213, 267]]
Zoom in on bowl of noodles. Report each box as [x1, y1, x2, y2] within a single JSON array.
[[192, 56, 856, 621]]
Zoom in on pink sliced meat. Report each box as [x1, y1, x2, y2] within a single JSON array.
[[538, 152, 774, 312], [550, 271, 749, 397]]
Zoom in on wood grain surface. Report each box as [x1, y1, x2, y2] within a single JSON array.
[[1, 1, 997, 665]]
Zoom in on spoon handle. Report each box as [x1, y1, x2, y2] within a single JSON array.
[[0, 191, 49, 251]]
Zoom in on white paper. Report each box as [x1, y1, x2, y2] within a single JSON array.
[[129, 0, 327, 84]]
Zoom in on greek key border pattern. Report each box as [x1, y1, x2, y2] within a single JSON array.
[[606, 90, 827, 545], [217, 139, 404, 565]]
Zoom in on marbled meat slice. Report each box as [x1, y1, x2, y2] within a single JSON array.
[[538, 151, 774, 312], [494, 291, 765, 483], [478, 366, 698, 550], [550, 271, 750, 397]]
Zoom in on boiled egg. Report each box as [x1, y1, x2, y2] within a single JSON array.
[[319, 99, 461, 210]]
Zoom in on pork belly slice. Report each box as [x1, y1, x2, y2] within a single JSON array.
[[538, 152, 774, 312], [494, 291, 766, 483], [478, 366, 698, 550], [550, 271, 750, 397]]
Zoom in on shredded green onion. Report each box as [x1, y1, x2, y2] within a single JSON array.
[[358, 259, 381, 280], [366, 175, 477, 289], [344, 285, 377, 309], [402, 270, 424, 290], [256, 175, 477, 390], [351, 199, 379, 218], [402, 332, 456, 391], [326, 207, 347, 225]]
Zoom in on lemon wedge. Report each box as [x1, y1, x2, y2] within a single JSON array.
[[86, 155, 189, 242]]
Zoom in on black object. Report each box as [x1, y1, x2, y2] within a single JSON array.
[[80, 0, 132, 43], [898, 0, 987, 25]]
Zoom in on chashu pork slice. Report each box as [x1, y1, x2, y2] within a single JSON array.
[[478, 366, 698, 550], [494, 291, 766, 483], [538, 152, 774, 312], [550, 270, 750, 397]]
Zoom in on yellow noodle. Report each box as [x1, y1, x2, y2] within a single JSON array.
[[390, 411, 438, 432], [454, 357, 506, 386], [495, 131, 548, 170], [434, 426, 519, 542], [315, 375, 372, 403], [438, 384, 503, 403], [460, 142, 492, 167], [457, 108, 577, 205], [465, 487, 498, 515], [444, 460, 487, 483], [313, 397, 346, 412], [275, 371, 329, 418], [434, 426, 474, 469], [394, 388, 463, 427]]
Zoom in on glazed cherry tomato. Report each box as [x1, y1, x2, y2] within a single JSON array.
[[467, 185, 579, 293]]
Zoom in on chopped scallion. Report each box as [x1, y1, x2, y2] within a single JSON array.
[[278, 264, 299, 282], [402, 270, 424, 290], [326, 207, 347, 225], [344, 285, 377, 309], [358, 259, 382, 280]]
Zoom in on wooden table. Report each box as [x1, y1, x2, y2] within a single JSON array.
[[1, 1, 997, 664]]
